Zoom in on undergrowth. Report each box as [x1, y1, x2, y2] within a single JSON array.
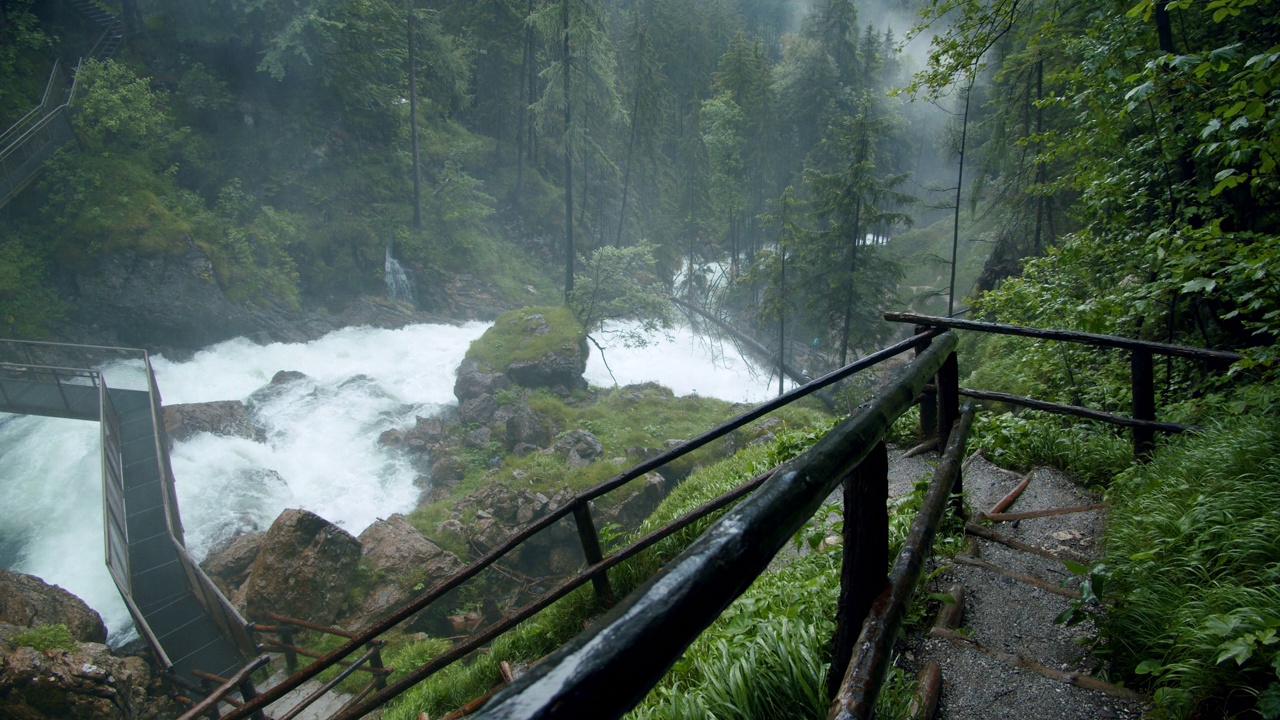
[[14, 624, 77, 652], [1102, 417, 1280, 719], [382, 421, 833, 720]]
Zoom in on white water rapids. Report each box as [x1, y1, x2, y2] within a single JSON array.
[[0, 320, 785, 643]]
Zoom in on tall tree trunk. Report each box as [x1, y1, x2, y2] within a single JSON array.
[[615, 89, 640, 247], [778, 241, 786, 397], [949, 73, 974, 317], [1033, 57, 1045, 254], [839, 195, 863, 366], [408, 1, 422, 231], [515, 0, 534, 206], [562, 0, 574, 301]]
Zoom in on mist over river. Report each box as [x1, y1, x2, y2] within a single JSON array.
[[0, 320, 781, 642]]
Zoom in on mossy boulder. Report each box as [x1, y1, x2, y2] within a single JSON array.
[[460, 306, 588, 393]]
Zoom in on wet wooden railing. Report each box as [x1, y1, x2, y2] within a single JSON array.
[[219, 329, 947, 720], [886, 312, 1242, 457]]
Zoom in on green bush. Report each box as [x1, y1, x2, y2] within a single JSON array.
[[1102, 417, 1280, 719], [15, 624, 77, 652], [969, 410, 1132, 487]]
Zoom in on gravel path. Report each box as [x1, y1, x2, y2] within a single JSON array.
[[890, 449, 1151, 720]]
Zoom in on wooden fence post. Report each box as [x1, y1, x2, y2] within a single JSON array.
[[237, 678, 265, 720], [572, 502, 616, 607], [826, 441, 889, 701], [1131, 349, 1155, 459], [915, 326, 937, 440]]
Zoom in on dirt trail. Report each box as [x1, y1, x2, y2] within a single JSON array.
[[889, 449, 1150, 719]]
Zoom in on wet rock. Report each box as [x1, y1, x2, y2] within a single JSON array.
[[464, 426, 492, 449], [429, 453, 467, 490], [378, 428, 404, 447], [243, 509, 361, 625], [0, 629, 155, 720], [458, 394, 498, 426], [404, 416, 447, 454], [595, 473, 669, 531], [346, 515, 464, 630], [454, 358, 512, 403], [553, 429, 604, 468], [69, 242, 249, 351], [506, 409, 551, 451], [0, 570, 107, 645], [270, 370, 308, 386], [200, 532, 266, 602], [163, 400, 264, 446]]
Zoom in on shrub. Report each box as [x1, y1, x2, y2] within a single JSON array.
[[1102, 417, 1280, 719]]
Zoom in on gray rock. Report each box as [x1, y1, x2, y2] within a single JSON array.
[[458, 394, 498, 426], [243, 509, 361, 625], [596, 473, 669, 531], [0, 628, 158, 720], [506, 409, 551, 451], [200, 532, 266, 601], [464, 426, 492, 449], [454, 358, 511, 403], [0, 570, 107, 645], [554, 429, 604, 468], [163, 400, 264, 446], [346, 515, 464, 630]]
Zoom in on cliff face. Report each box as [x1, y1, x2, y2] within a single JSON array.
[[53, 241, 512, 354]]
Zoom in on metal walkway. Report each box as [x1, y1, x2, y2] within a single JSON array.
[[0, 341, 253, 695]]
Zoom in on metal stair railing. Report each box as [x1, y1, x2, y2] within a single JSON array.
[[0, 338, 257, 693], [0, 0, 123, 209]]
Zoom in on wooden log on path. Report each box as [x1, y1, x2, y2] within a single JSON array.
[[979, 503, 1106, 523], [908, 661, 942, 720]]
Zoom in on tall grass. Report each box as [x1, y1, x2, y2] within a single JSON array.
[[1102, 417, 1280, 719], [380, 422, 832, 719]]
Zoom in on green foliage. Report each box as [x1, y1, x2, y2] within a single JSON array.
[[0, 235, 64, 337], [71, 60, 176, 153], [569, 242, 674, 345], [969, 411, 1131, 488], [14, 624, 77, 653], [0, 0, 51, 127], [1102, 417, 1280, 718]]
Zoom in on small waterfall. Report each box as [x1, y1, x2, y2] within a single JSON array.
[[384, 243, 416, 305]]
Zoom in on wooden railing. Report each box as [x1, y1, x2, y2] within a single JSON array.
[[218, 329, 946, 720], [885, 312, 1242, 457], [468, 334, 964, 719]]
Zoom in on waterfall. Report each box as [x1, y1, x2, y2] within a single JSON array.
[[384, 243, 416, 305]]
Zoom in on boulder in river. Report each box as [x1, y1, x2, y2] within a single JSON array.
[[345, 515, 464, 630], [162, 400, 265, 446], [243, 509, 362, 626]]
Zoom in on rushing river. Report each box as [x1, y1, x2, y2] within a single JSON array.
[[0, 320, 782, 642]]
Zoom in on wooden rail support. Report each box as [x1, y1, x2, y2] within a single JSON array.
[[830, 408, 973, 720], [1131, 349, 1156, 459], [826, 441, 889, 701], [915, 325, 937, 440], [572, 502, 616, 607]]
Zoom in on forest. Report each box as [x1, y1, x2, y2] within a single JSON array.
[[2, 0, 1279, 717]]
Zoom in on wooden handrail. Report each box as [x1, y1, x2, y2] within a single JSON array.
[[220, 329, 941, 720], [885, 311, 1242, 362], [830, 409, 975, 718], [465, 334, 959, 719]]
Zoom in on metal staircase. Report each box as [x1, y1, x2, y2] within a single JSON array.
[[0, 0, 124, 209], [0, 340, 256, 700]]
